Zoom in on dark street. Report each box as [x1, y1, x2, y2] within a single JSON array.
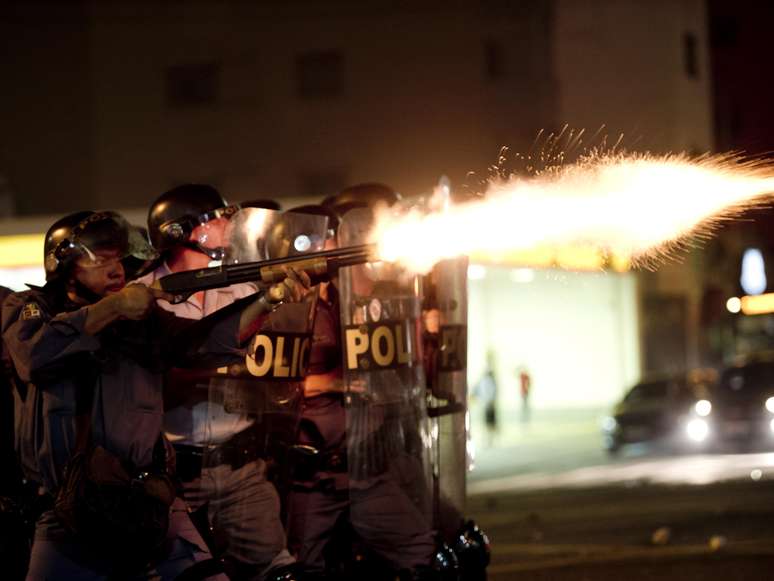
[[471, 479, 774, 579]]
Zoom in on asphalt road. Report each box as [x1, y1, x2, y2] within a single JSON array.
[[466, 406, 774, 579], [469, 479, 774, 580]]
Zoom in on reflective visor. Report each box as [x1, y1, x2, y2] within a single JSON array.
[[71, 211, 158, 270]]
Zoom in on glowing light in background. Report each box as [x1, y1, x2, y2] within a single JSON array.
[[740, 248, 767, 295], [0, 234, 43, 267], [694, 399, 712, 417], [467, 264, 487, 280], [686, 418, 710, 442], [509, 268, 536, 283], [0, 266, 46, 291], [740, 293, 774, 315], [726, 297, 742, 313], [372, 153, 774, 274]]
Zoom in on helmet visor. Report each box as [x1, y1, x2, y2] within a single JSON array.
[[71, 211, 158, 272], [183, 205, 240, 261]]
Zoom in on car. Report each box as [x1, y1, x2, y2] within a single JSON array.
[[705, 356, 774, 449], [602, 369, 717, 455]]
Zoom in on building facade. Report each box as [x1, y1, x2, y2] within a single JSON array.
[[1, 0, 717, 410]]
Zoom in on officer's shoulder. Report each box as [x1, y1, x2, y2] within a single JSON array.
[[4, 287, 51, 317]]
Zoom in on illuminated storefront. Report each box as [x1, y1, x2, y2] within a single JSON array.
[[467, 250, 640, 412]]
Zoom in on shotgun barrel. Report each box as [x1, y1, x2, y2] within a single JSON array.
[[156, 243, 376, 303]]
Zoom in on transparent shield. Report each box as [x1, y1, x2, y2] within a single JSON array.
[[336, 207, 436, 566], [224, 207, 329, 264], [425, 256, 469, 542], [195, 208, 326, 565]]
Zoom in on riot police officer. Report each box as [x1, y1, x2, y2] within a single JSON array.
[[2, 210, 306, 579], [140, 185, 300, 581], [285, 185, 442, 581]]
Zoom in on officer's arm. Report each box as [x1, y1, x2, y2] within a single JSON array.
[[83, 285, 172, 335], [152, 291, 252, 367], [81, 294, 125, 335], [159, 268, 311, 366], [1, 294, 101, 383], [157, 292, 275, 367]]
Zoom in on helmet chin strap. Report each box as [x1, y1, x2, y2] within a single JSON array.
[[183, 241, 225, 261]]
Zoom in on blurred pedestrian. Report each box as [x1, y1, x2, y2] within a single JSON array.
[[474, 353, 499, 446], [518, 365, 532, 423]]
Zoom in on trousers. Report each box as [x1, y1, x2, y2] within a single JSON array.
[[25, 498, 224, 580], [181, 458, 295, 580]]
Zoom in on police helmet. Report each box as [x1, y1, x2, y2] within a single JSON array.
[[240, 199, 282, 211], [321, 182, 400, 216], [44, 210, 158, 282], [321, 183, 400, 250], [147, 184, 238, 257]]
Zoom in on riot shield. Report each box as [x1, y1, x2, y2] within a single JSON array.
[[424, 256, 469, 544], [335, 207, 437, 571], [193, 207, 327, 572]]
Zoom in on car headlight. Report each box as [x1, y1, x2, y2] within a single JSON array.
[[601, 416, 617, 432], [686, 418, 710, 442], [766, 397, 774, 414], [694, 399, 712, 417]]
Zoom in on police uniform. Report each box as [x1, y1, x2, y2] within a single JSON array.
[[137, 264, 295, 580], [2, 285, 246, 580], [0, 285, 34, 580], [0, 286, 20, 495], [285, 284, 436, 576]]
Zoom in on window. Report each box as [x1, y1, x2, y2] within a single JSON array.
[[484, 39, 506, 81], [683, 33, 699, 79], [296, 51, 344, 99], [166, 62, 221, 108]]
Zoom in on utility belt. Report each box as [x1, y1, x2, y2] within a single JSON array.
[[174, 428, 266, 482], [54, 438, 176, 568]]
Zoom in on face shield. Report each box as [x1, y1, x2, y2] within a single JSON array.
[[223, 208, 329, 264], [180, 205, 240, 262], [223, 207, 279, 264], [266, 212, 329, 260], [67, 211, 159, 278]]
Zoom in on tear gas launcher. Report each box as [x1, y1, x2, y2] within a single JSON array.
[[155, 243, 377, 304]]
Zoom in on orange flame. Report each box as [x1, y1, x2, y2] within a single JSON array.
[[372, 152, 774, 273]]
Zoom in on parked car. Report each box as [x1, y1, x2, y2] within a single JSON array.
[[707, 356, 774, 448], [602, 369, 717, 455]]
